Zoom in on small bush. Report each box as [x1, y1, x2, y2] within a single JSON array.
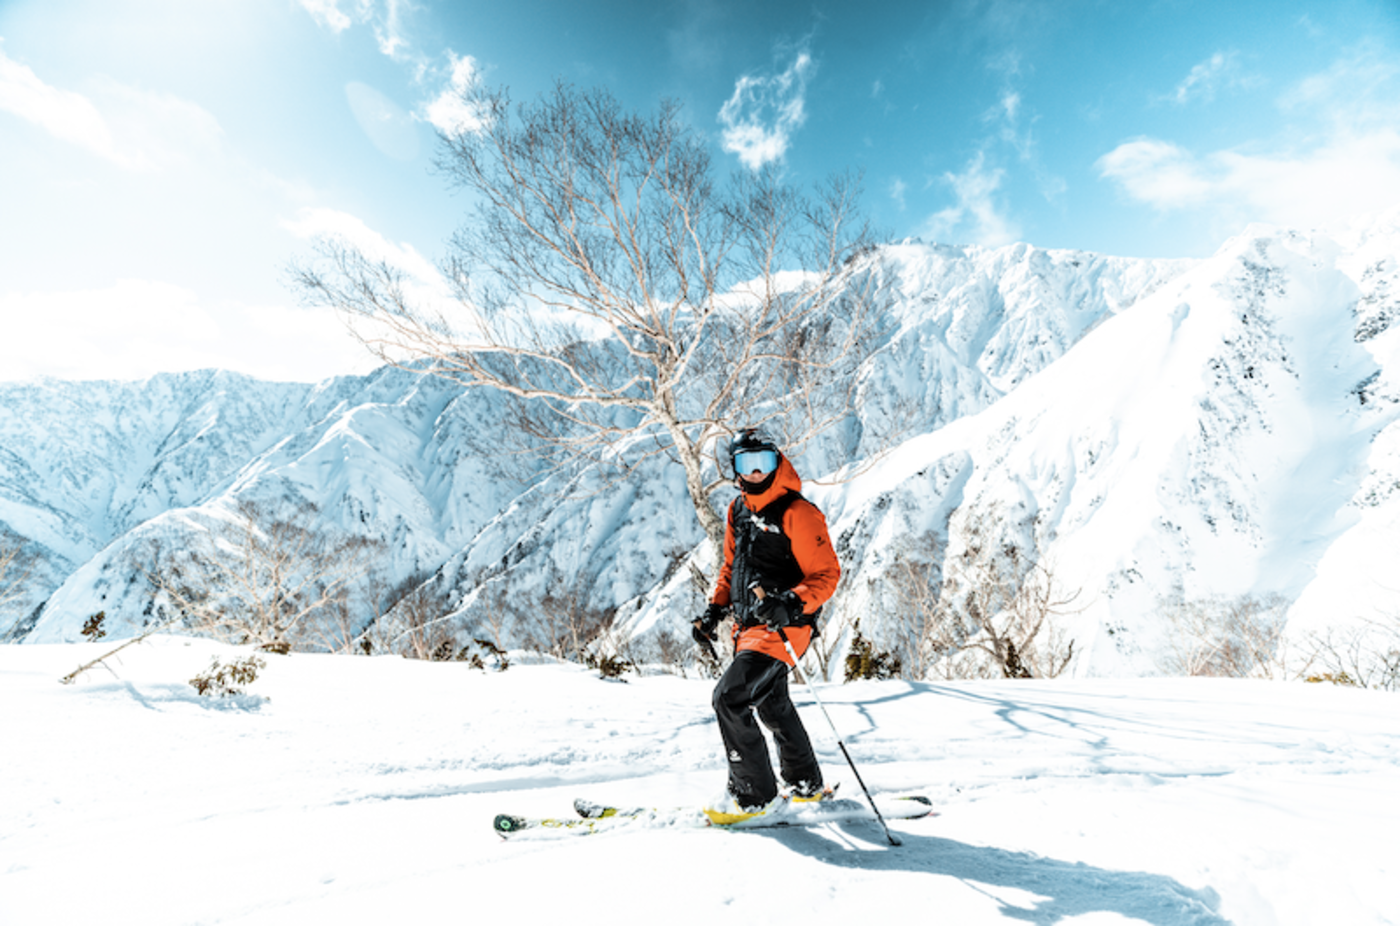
[[587, 652, 634, 680], [190, 655, 266, 698], [1304, 671, 1359, 687], [473, 637, 510, 671], [844, 625, 903, 682], [81, 611, 107, 642], [427, 637, 510, 671]]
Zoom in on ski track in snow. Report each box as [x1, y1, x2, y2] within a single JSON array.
[[2, 636, 1396, 925]]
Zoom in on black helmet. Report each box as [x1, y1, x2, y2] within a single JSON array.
[[726, 427, 781, 484]]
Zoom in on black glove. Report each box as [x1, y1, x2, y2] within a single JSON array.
[[755, 589, 802, 630], [692, 603, 726, 644]]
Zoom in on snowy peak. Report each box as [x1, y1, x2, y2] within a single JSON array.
[[815, 219, 1400, 675], [6, 216, 1400, 678]]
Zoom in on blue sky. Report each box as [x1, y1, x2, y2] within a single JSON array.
[[2, 0, 1399, 382]]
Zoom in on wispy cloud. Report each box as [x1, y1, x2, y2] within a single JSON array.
[[421, 54, 487, 136], [1096, 138, 1215, 208], [916, 39, 1062, 247], [718, 48, 815, 170], [920, 152, 1021, 247], [1168, 51, 1243, 105], [889, 177, 908, 211], [0, 50, 223, 171], [298, 1, 484, 143], [0, 49, 125, 164], [297, 0, 419, 68], [1100, 46, 1400, 229], [981, 75, 1065, 204], [283, 207, 461, 323], [0, 280, 372, 383], [284, 207, 446, 288], [297, 0, 353, 33]]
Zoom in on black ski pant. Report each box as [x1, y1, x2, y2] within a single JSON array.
[[712, 649, 822, 806]]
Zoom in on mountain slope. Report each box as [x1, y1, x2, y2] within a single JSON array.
[[8, 215, 1399, 677], [811, 218, 1400, 675]]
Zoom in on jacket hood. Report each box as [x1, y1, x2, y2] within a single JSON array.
[[740, 454, 803, 511]]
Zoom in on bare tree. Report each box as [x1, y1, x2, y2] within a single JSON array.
[[0, 536, 37, 640], [887, 513, 1078, 680], [1297, 613, 1400, 691], [137, 501, 386, 652], [294, 81, 882, 552], [1158, 593, 1290, 679], [519, 580, 616, 664], [367, 575, 456, 660]]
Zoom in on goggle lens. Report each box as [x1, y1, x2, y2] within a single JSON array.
[[734, 449, 779, 476]]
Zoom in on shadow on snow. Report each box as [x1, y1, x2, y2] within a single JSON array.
[[767, 826, 1230, 925]]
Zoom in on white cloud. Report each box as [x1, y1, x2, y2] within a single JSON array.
[[1281, 47, 1400, 126], [1170, 51, 1239, 105], [718, 50, 814, 170], [283, 207, 446, 290], [1100, 48, 1400, 229], [282, 207, 469, 343], [1096, 138, 1215, 209], [0, 50, 223, 171], [421, 54, 487, 136], [296, 0, 353, 33], [297, 0, 421, 68], [920, 152, 1021, 247], [0, 281, 373, 383], [0, 50, 128, 166], [373, 0, 414, 62], [96, 78, 226, 169], [980, 79, 1064, 205], [1099, 131, 1400, 228], [890, 177, 908, 211]]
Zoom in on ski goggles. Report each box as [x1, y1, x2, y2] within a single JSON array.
[[733, 449, 779, 476]]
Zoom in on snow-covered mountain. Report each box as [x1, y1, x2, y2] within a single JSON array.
[[6, 212, 1399, 677], [808, 215, 1400, 676]]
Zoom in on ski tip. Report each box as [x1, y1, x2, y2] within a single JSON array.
[[493, 814, 527, 835], [886, 795, 935, 819]]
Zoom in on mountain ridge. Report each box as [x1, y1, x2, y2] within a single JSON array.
[[5, 218, 1397, 677]]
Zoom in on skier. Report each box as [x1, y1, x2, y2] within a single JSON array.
[[692, 428, 841, 815]]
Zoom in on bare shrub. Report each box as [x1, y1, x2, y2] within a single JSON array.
[[1297, 614, 1400, 691], [885, 513, 1078, 681], [366, 575, 464, 661], [521, 586, 616, 665], [843, 620, 903, 681], [0, 537, 38, 639], [190, 655, 266, 698], [1158, 593, 1290, 679], [137, 500, 386, 652]]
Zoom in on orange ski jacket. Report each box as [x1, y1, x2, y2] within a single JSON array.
[[711, 455, 841, 665]]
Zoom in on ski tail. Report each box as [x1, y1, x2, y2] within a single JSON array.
[[574, 798, 644, 820]]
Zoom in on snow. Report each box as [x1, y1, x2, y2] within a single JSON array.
[[13, 217, 1396, 676], [3, 636, 1396, 924]]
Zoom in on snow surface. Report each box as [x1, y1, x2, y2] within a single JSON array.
[[3, 637, 1396, 925]]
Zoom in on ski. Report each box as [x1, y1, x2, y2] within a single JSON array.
[[493, 793, 933, 838]]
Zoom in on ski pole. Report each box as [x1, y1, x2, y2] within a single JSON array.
[[755, 587, 902, 847]]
